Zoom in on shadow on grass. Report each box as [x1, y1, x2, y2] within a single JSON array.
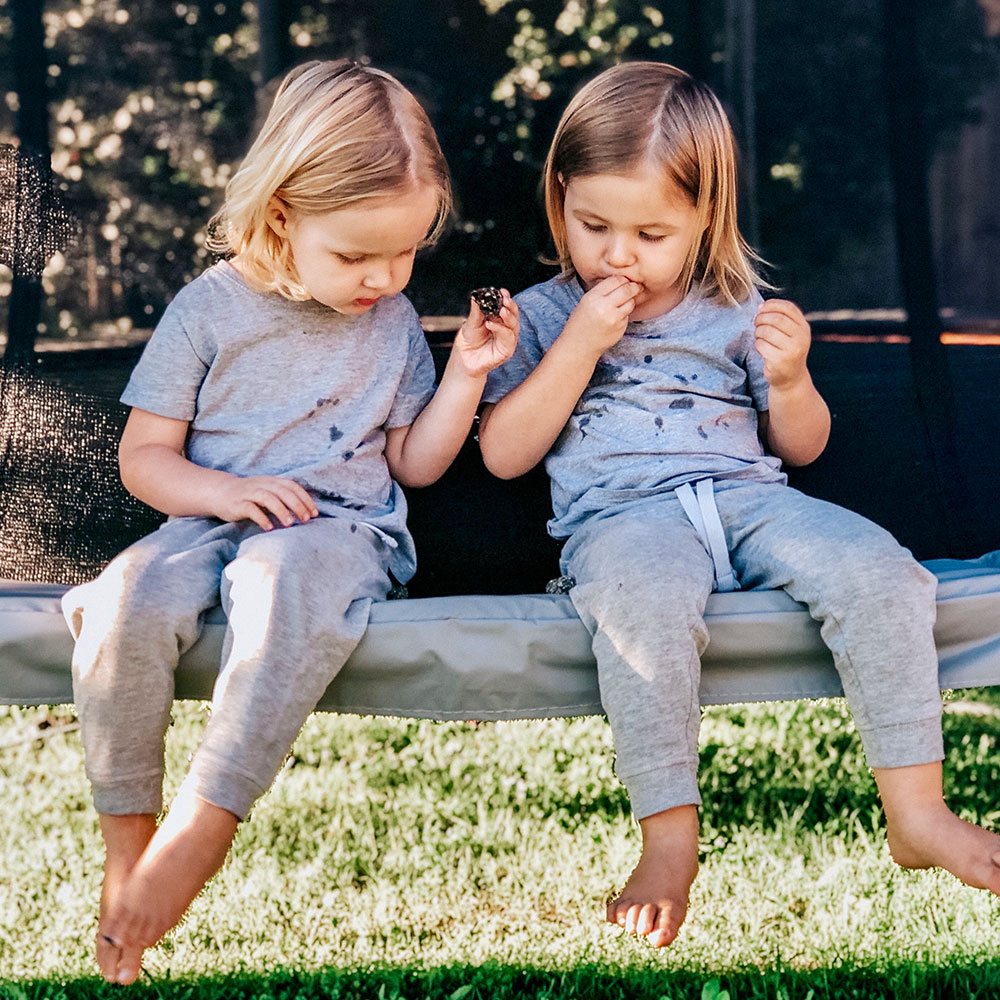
[[9, 961, 1000, 1000]]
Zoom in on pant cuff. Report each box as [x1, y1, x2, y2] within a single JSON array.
[[856, 713, 944, 769], [182, 752, 270, 821], [91, 775, 164, 816], [620, 760, 701, 819]]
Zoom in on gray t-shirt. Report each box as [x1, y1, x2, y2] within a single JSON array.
[[121, 260, 436, 580], [484, 275, 786, 537]]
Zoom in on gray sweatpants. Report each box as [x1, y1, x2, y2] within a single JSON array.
[[560, 481, 944, 820], [63, 515, 392, 820]]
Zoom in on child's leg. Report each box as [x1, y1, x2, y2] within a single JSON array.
[[563, 501, 715, 946], [724, 483, 1000, 895], [95, 814, 157, 984], [63, 517, 244, 983], [102, 516, 391, 979], [874, 761, 1000, 892], [64, 517, 241, 816], [97, 794, 238, 984]]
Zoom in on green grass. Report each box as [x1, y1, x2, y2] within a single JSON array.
[[2, 691, 999, 998]]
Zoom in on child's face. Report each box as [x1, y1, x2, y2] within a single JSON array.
[[562, 163, 703, 321], [266, 184, 439, 315]]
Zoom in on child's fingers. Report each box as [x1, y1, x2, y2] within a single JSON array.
[[757, 297, 805, 323], [754, 325, 796, 352], [237, 500, 279, 532], [755, 309, 805, 337], [607, 276, 641, 297], [499, 291, 519, 325], [489, 304, 518, 331], [276, 479, 319, 520], [604, 280, 641, 311], [265, 483, 318, 524], [230, 485, 296, 529]]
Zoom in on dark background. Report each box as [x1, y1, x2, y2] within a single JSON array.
[[1, 1, 999, 591], [1, 0, 999, 332]]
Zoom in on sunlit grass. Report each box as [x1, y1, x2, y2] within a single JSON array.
[[2, 691, 999, 997]]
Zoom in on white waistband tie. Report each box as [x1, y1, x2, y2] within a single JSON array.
[[674, 478, 738, 592], [358, 521, 399, 549]]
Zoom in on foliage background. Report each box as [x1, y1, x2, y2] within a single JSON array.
[[0, 0, 998, 340]]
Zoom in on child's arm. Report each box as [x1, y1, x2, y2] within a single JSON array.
[[119, 408, 318, 530], [479, 276, 640, 479], [753, 299, 831, 466], [385, 291, 520, 487]]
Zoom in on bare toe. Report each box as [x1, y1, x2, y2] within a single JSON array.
[[95, 930, 123, 982], [114, 943, 145, 985], [635, 902, 657, 936]]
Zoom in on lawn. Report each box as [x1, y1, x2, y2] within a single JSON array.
[[2, 691, 999, 999]]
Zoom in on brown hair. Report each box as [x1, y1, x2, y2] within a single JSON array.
[[543, 61, 768, 305]]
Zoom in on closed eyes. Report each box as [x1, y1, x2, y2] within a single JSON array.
[[333, 247, 419, 265], [579, 221, 666, 243]]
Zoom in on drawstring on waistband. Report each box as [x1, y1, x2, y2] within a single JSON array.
[[674, 478, 738, 592]]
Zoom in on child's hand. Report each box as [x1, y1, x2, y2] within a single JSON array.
[[454, 288, 520, 378], [565, 275, 641, 358], [209, 474, 319, 531], [754, 299, 812, 390]]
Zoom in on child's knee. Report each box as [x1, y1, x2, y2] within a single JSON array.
[[835, 542, 936, 613]]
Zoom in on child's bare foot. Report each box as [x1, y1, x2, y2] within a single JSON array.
[[875, 762, 1000, 894], [96, 814, 158, 984], [607, 803, 699, 948], [98, 793, 239, 984]]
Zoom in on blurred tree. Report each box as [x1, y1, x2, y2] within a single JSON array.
[[0, 0, 996, 341], [0, 0, 260, 342]]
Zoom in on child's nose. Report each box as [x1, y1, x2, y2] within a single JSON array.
[[361, 262, 393, 290], [604, 236, 635, 268]]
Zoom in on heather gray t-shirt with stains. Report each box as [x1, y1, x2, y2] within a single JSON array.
[[483, 274, 786, 538], [121, 260, 436, 580]]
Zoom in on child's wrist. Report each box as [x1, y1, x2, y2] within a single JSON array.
[[557, 324, 608, 366]]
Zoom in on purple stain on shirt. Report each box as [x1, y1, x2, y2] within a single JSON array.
[[591, 362, 622, 387]]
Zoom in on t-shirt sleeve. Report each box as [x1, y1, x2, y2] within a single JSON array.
[[482, 305, 546, 404], [385, 312, 437, 429], [120, 300, 210, 420]]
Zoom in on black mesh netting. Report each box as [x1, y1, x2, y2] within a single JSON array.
[[0, 144, 78, 277], [0, 350, 564, 594], [0, 357, 162, 585], [2, 340, 998, 592]]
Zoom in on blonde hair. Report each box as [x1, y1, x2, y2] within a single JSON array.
[[207, 60, 452, 300], [543, 61, 769, 306]]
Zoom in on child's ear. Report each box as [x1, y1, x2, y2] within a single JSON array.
[[264, 196, 291, 237]]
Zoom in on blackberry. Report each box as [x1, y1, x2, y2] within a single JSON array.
[[471, 286, 503, 317]]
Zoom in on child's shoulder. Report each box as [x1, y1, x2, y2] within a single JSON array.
[[514, 275, 582, 328], [683, 284, 761, 331], [164, 260, 250, 315]]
